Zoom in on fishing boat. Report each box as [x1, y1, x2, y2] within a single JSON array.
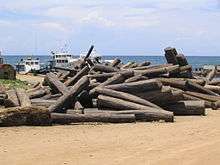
[[16, 56, 41, 74]]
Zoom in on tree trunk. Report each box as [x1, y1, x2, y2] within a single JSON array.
[[48, 76, 90, 113], [0, 106, 51, 126], [16, 88, 32, 107], [51, 113, 136, 124], [4, 89, 19, 107], [92, 64, 119, 73]]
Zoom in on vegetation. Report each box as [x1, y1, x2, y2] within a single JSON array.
[[0, 79, 29, 90]]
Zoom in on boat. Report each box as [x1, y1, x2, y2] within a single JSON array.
[[16, 56, 41, 74]]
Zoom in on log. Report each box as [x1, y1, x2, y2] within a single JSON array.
[[95, 87, 162, 109], [83, 109, 173, 122], [164, 47, 178, 64], [28, 88, 48, 99], [16, 88, 31, 107], [206, 68, 216, 82], [48, 76, 90, 113], [165, 101, 205, 116], [184, 91, 220, 102], [204, 85, 220, 94], [74, 101, 84, 110], [176, 54, 188, 66], [185, 80, 219, 96], [125, 75, 148, 83], [105, 79, 162, 93], [92, 64, 119, 73], [31, 99, 56, 108], [77, 90, 93, 108], [110, 58, 121, 67], [83, 45, 94, 60], [138, 61, 151, 67], [66, 109, 83, 114], [0, 106, 51, 126], [54, 66, 77, 77], [65, 66, 90, 86], [45, 72, 69, 94], [4, 89, 19, 107], [51, 113, 136, 124]]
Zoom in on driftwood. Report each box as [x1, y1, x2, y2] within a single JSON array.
[[44, 72, 68, 94], [77, 90, 93, 108], [206, 68, 216, 82], [51, 113, 136, 124], [31, 99, 56, 108], [110, 58, 121, 67], [4, 89, 19, 107], [65, 66, 90, 86], [125, 75, 148, 83], [92, 64, 119, 73], [95, 87, 162, 109], [16, 89, 32, 107], [185, 80, 219, 96], [83, 109, 173, 122], [105, 79, 162, 93], [164, 47, 178, 65], [48, 76, 90, 113], [176, 54, 188, 66], [0, 106, 51, 126], [165, 101, 205, 116]]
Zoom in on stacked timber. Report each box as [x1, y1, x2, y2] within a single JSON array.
[[0, 46, 218, 126]]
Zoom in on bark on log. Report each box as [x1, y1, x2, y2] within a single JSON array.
[[31, 99, 56, 108], [110, 58, 121, 67], [16, 89, 31, 107], [165, 101, 205, 116], [48, 76, 90, 113], [95, 87, 162, 109], [65, 66, 90, 86], [45, 72, 69, 94], [105, 79, 162, 93], [138, 61, 151, 67], [206, 68, 216, 82], [51, 113, 136, 124], [4, 89, 19, 107], [164, 47, 178, 64], [185, 80, 219, 96], [204, 85, 220, 94], [28, 88, 49, 99], [77, 90, 93, 108], [0, 106, 51, 126], [92, 64, 119, 73], [176, 54, 188, 66], [184, 91, 220, 102], [125, 75, 148, 83], [83, 109, 173, 122]]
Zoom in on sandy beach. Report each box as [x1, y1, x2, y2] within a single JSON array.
[[0, 109, 220, 165]]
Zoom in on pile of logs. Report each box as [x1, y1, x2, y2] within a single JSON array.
[[0, 46, 219, 126]]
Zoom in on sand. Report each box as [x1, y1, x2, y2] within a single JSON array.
[[0, 109, 220, 165]]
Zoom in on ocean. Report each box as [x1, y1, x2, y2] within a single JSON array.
[[3, 55, 220, 69]]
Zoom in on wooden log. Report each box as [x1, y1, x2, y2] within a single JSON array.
[[31, 99, 56, 108], [41, 93, 62, 100], [165, 101, 205, 116], [77, 90, 93, 108], [182, 94, 213, 108], [105, 79, 162, 93], [48, 76, 90, 113], [74, 101, 84, 110], [184, 91, 220, 102], [28, 88, 48, 99], [206, 68, 216, 82], [83, 109, 173, 122], [138, 61, 151, 67], [27, 85, 42, 93], [208, 80, 220, 86], [158, 78, 186, 90], [110, 58, 121, 67], [83, 45, 94, 60], [88, 72, 115, 82], [164, 47, 178, 64], [92, 64, 119, 73], [0, 106, 51, 126], [45, 72, 69, 94], [51, 113, 136, 124], [125, 75, 148, 83], [66, 109, 83, 114], [136, 89, 184, 106], [185, 80, 219, 96], [16, 89, 31, 107], [59, 71, 70, 81], [54, 66, 77, 77], [121, 62, 135, 69], [4, 89, 19, 107], [65, 66, 90, 86], [204, 85, 220, 94], [133, 64, 173, 71], [95, 87, 162, 109], [176, 54, 188, 66]]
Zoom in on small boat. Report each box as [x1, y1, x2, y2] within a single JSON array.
[[16, 56, 41, 74]]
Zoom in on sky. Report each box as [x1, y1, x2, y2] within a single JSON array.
[[0, 0, 220, 56]]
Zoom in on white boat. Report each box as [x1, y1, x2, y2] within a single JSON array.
[[50, 51, 78, 68], [16, 56, 40, 74]]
